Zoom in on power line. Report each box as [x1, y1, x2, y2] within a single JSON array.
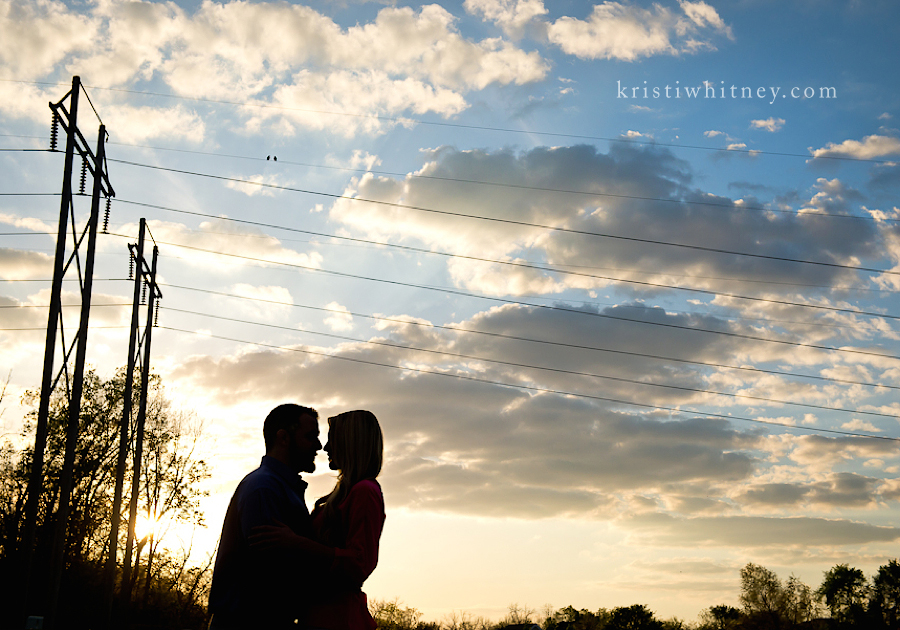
[[55, 81, 894, 165], [116, 198, 891, 294], [12, 129, 891, 226], [163, 304, 900, 420], [160, 283, 900, 392], [126, 231, 898, 365], [135, 235, 900, 360], [0, 326, 127, 331], [140, 239, 888, 334], [1, 78, 887, 164], [0, 303, 129, 309], [156, 325, 900, 442], [108, 158, 900, 278], [112, 198, 899, 323], [105, 142, 896, 225]]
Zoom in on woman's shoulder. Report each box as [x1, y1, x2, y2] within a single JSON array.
[[350, 478, 382, 496], [347, 479, 384, 508]]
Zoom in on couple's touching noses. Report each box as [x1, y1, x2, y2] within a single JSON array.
[[208, 404, 385, 630]]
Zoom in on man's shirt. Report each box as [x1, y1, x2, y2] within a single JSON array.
[[208, 455, 313, 628]]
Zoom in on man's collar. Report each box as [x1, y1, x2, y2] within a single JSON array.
[[260, 455, 308, 490]]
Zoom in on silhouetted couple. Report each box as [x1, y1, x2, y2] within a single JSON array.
[[208, 405, 385, 630]]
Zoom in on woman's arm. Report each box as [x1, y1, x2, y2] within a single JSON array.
[[330, 480, 385, 586], [250, 520, 335, 563]]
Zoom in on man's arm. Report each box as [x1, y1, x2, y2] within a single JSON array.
[[249, 520, 335, 562]]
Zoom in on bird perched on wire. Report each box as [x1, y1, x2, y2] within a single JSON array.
[[266, 155, 278, 161]]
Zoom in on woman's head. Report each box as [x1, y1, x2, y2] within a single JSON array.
[[325, 409, 383, 484]]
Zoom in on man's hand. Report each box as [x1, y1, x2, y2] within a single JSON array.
[[250, 519, 305, 552], [250, 520, 335, 562]]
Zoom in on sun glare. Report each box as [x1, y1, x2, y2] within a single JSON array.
[[134, 512, 165, 541]]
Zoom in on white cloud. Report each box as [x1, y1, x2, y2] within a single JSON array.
[[0, 0, 96, 77], [0, 0, 549, 137], [463, 0, 548, 37], [840, 419, 881, 433], [546, 0, 732, 61], [0, 248, 53, 279], [129, 218, 323, 272], [329, 144, 883, 300], [810, 134, 900, 160], [224, 173, 285, 197], [750, 117, 785, 132], [679, 0, 731, 35], [229, 284, 294, 320], [704, 130, 724, 138], [103, 102, 207, 144], [323, 301, 354, 332]]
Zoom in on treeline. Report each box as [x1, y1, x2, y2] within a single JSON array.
[[372, 559, 900, 630], [0, 369, 212, 630]]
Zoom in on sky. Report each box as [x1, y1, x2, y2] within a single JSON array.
[[2, 0, 900, 623]]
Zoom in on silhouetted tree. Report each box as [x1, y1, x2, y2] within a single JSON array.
[[371, 598, 423, 630], [503, 603, 536, 626], [869, 559, 900, 629], [442, 609, 494, 630], [816, 564, 867, 626], [543, 605, 609, 630], [782, 574, 818, 624], [698, 605, 743, 630], [606, 604, 662, 630], [0, 368, 210, 629]]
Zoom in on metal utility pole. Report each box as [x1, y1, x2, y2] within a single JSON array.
[[21, 75, 115, 628], [102, 217, 150, 624], [120, 226, 161, 609]]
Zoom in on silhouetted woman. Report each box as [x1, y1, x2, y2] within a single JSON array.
[[306, 410, 385, 630]]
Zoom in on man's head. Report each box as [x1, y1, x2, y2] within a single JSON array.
[[263, 404, 320, 473]]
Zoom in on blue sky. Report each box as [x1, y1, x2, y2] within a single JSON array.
[[2, 0, 900, 623]]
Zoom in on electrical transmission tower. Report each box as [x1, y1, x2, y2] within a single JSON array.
[[103, 217, 161, 625], [20, 75, 115, 629]]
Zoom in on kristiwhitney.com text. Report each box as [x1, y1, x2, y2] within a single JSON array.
[[617, 80, 837, 105]]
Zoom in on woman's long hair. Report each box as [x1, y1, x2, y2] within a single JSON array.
[[314, 410, 383, 542]]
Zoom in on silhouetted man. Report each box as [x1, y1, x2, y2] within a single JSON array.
[[208, 404, 321, 629]]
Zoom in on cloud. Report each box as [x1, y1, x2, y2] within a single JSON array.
[[224, 173, 285, 197], [750, 118, 785, 132], [100, 102, 206, 144], [546, 1, 732, 61], [0, 0, 549, 137], [166, 301, 773, 519], [129, 218, 323, 272], [0, 0, 96, 76], [463, 0, 548, 37], [624, 513, 900, 547], [810, 134, 900, 160], [229, 284, 294, 320], [841, 418, 881, 433], [328, 144, 883, 300], [737, 473, 885, 509], [323, 301, 354, 332], [0, 247, 53, 279]]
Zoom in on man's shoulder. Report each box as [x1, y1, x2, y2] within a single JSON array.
[[235, 462, 282, 494]]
